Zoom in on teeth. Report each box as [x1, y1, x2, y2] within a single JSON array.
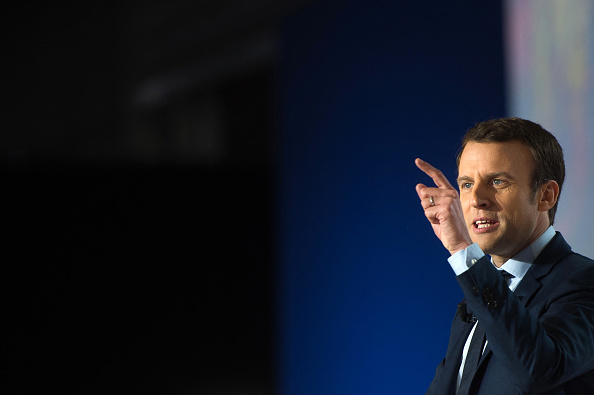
[[475, 220, 495, 229]]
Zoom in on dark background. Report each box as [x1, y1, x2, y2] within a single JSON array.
[[4, 1, 504, 394], [4, 1, 303, 394]]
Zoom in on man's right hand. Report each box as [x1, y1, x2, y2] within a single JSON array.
[[415, 158, 473, 255]]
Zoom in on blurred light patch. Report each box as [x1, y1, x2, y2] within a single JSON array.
[[505, 0, 594, 258]]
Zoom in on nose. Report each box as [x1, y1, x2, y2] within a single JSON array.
[[470, 183, 491, 209]]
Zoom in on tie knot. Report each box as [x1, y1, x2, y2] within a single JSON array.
[[500, 270, 514, 285], [500, 270, 514, 279]]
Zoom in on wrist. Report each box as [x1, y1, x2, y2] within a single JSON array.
[[448, 241, 472, 256]]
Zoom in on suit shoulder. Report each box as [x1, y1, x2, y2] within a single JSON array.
[[556, 251, 594, 281], [563, 251, 594, 266]]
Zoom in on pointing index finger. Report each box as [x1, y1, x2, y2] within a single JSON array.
[[415, 158, 455, 190]]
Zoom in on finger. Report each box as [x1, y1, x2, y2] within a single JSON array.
[[416, 184, 456, 200], [416, 184, 441, 206], [415, 158, 455, 190], [415, 158, 454, 189], [415, 183, 427, 199], [416, 184, 430, 209], [415, 186, 438, 210], [424, 197, 436, 210]]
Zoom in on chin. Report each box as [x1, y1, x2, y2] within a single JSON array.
[[474, 238, 499, 256]]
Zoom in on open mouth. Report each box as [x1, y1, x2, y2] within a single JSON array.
[[473, 219, 498, 230]]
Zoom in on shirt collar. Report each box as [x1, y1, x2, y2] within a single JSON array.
[[497, 225, 556, 281]]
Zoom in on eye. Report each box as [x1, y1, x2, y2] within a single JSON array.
[[492, 179, 504, 186], [460, 182, 473, 189]]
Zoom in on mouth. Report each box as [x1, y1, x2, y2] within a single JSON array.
[[472, 218, 499, 233]]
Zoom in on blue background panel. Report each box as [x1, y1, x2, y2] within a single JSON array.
[[277, 1, 504, 394]]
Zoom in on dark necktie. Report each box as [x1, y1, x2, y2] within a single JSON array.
[[501, 270, 514, 286], [457, 270, 514, 394]]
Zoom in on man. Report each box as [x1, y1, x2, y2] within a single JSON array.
[[415, 117, 594, 394]]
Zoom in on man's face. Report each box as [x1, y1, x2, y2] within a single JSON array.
[[457, 140, 550, 263]]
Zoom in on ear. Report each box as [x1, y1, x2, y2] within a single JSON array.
[[537, 180, 560, 212]]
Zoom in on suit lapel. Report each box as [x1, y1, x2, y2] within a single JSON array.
[[514, 270, 542, 307], [473, 233, 572, 384], [516, 232, 571, 307]]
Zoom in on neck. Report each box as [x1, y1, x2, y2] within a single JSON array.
[[491, 255, 507, 268], [490, 221, 551, 268]]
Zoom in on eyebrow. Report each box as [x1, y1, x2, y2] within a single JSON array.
[[456, 172, 516, 184]]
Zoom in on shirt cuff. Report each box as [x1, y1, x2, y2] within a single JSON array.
[[447, 243, 485, 276]]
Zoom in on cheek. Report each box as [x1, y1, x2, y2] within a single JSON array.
[[505, 198, 538, 225]]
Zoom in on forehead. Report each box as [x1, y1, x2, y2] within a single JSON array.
[[458, 140, 534, 177]]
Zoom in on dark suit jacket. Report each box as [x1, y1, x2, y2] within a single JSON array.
[[427, 232, 594, 395]]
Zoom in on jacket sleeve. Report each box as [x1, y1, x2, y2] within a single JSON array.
[[425, 358, 445, 395], [456, 254, 594, 393]]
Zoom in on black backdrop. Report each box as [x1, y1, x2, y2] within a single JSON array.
[[5, 164, 274, 393], [5, 3, 277, 393]]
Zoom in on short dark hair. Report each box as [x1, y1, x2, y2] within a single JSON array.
[[456, 117, 565, 225]]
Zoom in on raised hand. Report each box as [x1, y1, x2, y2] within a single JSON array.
[[415, 158, 473, 255]]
